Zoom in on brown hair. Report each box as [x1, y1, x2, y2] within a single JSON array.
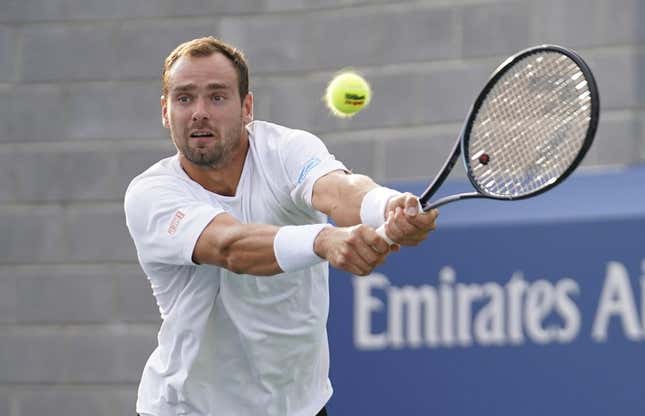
[[162, 36, 249, 100]]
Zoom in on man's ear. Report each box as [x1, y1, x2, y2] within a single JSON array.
[[161, 95, 169, 128], [242, 92, 254, 124]]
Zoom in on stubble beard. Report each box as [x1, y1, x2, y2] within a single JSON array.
[[173, 118, 244, 168]]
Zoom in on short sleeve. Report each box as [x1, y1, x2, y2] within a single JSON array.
[[282, 130, 347, 209], [124, 177, 225, 265]]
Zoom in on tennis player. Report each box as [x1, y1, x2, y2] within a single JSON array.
[[124, 36, 438, 416]]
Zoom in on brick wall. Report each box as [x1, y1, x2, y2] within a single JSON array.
[[0, 1, 643, 415]]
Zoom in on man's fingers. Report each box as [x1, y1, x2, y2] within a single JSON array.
[[404, 207, 439, 230], [384, 209, 406, 242], [325, 226, 394, 275], [359, 224, 390, 254], [335, 225, 386, 264], [385, 206, 437, 245], [386, 192, 420, 217], [393, 207, 423, 234], [334, 244, 372, 275], [347, 244, 387, 275], [403, 194, 420, 217]]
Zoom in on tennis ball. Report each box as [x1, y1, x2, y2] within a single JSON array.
[[325, 71, 372, 118]]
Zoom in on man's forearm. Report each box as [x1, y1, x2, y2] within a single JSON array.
[[193, 213, 330, 276], [311, 171, 382, 226]]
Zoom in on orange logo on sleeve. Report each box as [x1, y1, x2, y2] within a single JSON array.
[[168, 210, 186, 235]]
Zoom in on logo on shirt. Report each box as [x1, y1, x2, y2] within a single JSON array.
[[168, 210, 186, 235], [297, 157, 321, 184]]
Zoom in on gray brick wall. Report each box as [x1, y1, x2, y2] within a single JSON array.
[[0, 1, 643, 415]]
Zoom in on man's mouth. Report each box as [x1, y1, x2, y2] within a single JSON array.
[[190, 130, 215, 138]]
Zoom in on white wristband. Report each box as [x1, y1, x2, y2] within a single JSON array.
[[273, 223, 330, 273], [360, 187, 402, 228]]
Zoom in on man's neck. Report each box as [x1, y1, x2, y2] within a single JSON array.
[[180, 138, 249, 197]]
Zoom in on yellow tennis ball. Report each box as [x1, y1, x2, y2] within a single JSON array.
[[325, 71, 372, 118]]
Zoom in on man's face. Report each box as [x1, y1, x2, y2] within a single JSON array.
[[162, 53, 253, 168]]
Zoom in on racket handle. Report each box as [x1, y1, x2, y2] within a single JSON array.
[[374, 199, 424, 245]]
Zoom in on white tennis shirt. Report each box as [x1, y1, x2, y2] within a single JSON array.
[[124, 121, 347, 416]]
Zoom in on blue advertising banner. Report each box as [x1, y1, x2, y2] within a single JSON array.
[[326, 166, 645, 415]]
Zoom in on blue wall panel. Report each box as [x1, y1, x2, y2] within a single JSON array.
[[327, 166, 645, 415]]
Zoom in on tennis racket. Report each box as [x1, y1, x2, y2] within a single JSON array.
[[377, 44, 599, 242]]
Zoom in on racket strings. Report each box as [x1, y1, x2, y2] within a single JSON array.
[[468, 52, 592, 197]]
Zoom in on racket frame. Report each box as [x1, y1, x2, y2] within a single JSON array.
[[418, 44, 600, 211]]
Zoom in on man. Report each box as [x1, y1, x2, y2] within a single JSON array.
[[124, 36, 438, 416]]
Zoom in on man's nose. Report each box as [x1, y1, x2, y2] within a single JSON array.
[[192, 99, 209, 121]]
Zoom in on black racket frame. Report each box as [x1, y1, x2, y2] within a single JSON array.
[[418, 44, 600, 211]]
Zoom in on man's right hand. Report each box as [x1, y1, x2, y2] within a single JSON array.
[[313, 225, 393, 276]]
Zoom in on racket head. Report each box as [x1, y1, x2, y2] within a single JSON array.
[[461, 45, 600, 201]]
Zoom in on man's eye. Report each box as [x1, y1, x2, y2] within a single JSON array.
[[212, 95, 224, 102], [177, 96, 190, 103]]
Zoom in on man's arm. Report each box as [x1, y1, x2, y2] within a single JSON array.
[[310, 170, 379, 226], [192, 213, 282, 275], [125, 174, 390, 276], [311, 170, 438, 245], [192, 211, 391, 276]]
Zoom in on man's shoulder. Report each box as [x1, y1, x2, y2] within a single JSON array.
[[248, 120, 322, 151], [248, 120, 293, 138], [249, 120, 319, 140], [125, 154, 185, 196]]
